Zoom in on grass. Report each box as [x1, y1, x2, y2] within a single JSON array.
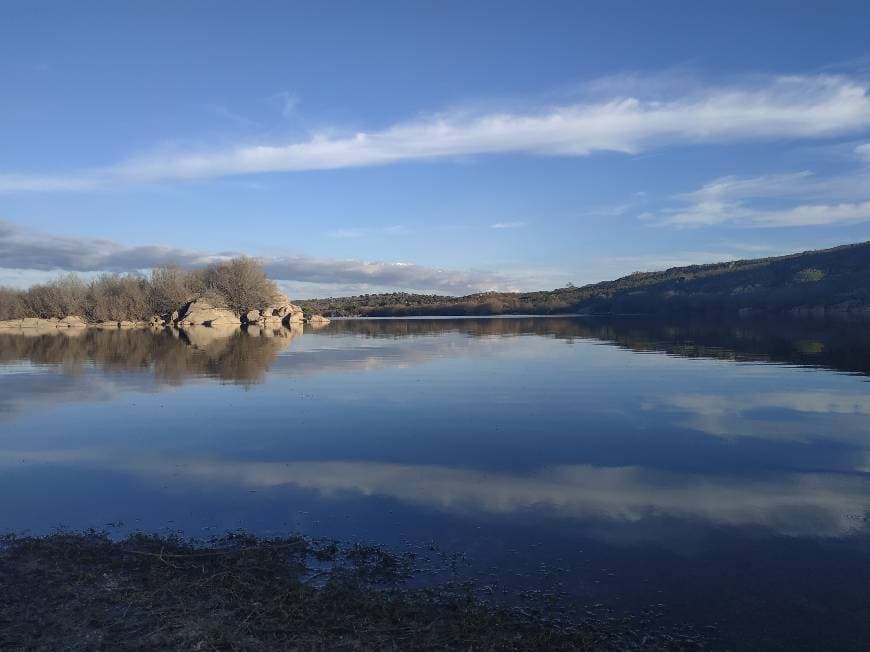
[[0, 531, 707, 650]]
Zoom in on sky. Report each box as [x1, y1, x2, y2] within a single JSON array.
[[2, 1, 870, 297]]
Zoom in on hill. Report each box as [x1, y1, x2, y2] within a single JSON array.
[[297, 242, 870, 318]]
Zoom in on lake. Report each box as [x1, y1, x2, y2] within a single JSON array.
[[2, 316, 870, 648]]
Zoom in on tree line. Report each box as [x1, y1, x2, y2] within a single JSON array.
[[0, 258, 280, 322], [297, 241, 870, 318]]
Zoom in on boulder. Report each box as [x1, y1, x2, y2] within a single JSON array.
[[59, 316, 88, 328], [260, 292, 305, 325], [177, 298, 240, 326], [118, 320, 137, 328], [244, 309, 263, 324], [20, 318, 42, 328], [306, 314, 331, 325], [0, 320, 21, 329], [282, 309, 304, 325]]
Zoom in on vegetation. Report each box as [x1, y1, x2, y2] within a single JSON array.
[[0, 257, 280, 322], [0, 531, 704, 650], [3, 241, 869, 322], [297, 241, 870, 317]]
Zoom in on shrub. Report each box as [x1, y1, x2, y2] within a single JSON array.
[[201, 257, 280, 316], [86, 275, 151, 322], [0, 258, 283, 322], [0, 287, 27, 320], [148, 265, 202, 317]]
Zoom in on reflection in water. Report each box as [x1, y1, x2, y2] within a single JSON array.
[[2, 316, 869, 386], [3, 316, 870, 646], [325, 315, 870, 376], [0, 324, 302, 386], [5, 449, 869, 538]]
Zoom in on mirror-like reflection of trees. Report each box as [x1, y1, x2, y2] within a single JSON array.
[[0, 325, 302, 386], [324, 316, 870, 376], [3, 316, 870, 383]]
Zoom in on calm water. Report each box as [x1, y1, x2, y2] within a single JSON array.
[[3, 316, 870, 648]]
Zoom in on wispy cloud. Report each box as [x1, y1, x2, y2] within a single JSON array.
[[327, 228, 367, 239], [490, 221, 526, 229], [326, 225, 409, 238], [0, 220, 513, 295], [3, 75, 870, 192], [857, 142, 870, 161], [207, 104, 260, 128], [652, 166, 870, 227], [273, 91, 300, 118]]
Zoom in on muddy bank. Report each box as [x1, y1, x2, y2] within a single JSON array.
[[0, 531, 706, 650]]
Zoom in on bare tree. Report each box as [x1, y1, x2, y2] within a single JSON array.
[[201, 257, 280, 315], [0, 258, 283, 322], [86, 275, 151, 322], [0, 287, 27, 320], [148, 265, 201, 317]]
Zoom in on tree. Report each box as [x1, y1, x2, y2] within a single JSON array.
[[201, 257, 280, 315], [149, 265, 201, 316]]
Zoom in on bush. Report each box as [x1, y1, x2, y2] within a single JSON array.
[[86, 275, 151, 322], [0, 287, 27, 320], [23, 274, 87, 318], [148, 265, 202, 317], [0, 258, 284, 323], [201, 257, 280, 316]]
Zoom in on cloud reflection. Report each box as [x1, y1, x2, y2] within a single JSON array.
[[649, 391, 870, 444], [4, 450, 869, 538]]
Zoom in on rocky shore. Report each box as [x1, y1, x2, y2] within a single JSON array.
[[0, 292, 330, 331]]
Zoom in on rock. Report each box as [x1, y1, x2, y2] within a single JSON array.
[[261, 293, 305, 325], [283, 311, 304, 325], [244, 309, 263, 324], [20, 318, 42, 328], [306, 314, 331, 325], [0, 320, 21, 329], [118, 320, 137, 328], [59, 316, 88, 328], [177, 298, 240, 326], [170, 310, 180, 323]]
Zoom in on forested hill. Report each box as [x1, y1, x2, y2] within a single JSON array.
[[297, 241, 870, 318]]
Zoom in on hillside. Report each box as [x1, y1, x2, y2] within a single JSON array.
[[297, 242, 870, 317]]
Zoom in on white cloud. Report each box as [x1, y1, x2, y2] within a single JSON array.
[[0, 220, 515, 294], [856, 142, 870, 161], [655, 167, 870, 227], [490, 221, 526, 229], [2, 75, 870, 192]]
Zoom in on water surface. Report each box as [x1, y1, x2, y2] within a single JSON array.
[[2, 316, 870, 648]]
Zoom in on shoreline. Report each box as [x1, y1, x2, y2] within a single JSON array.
[[0, 530, 708, 650]]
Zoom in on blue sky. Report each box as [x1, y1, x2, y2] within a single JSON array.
[[2, 1, 870, 297]]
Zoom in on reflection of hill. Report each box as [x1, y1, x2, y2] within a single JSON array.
[[3, 316, 869, 386], [323, 317, 870, 376], [0, 325, 302, 386]]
